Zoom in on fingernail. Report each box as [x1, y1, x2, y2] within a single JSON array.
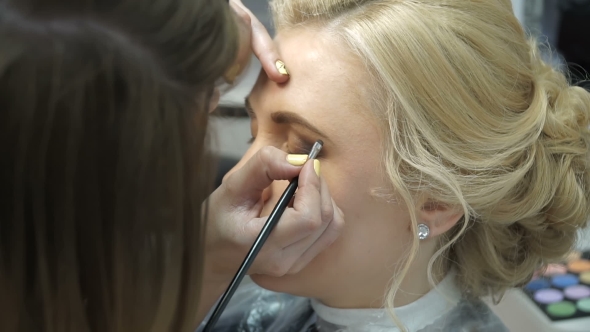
[[286, 154, 308, 166], [313, 159, 321, 177], [275, 60, 289, 76]]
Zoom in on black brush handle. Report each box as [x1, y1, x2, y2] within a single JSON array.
[[203, 178, 299, 331]]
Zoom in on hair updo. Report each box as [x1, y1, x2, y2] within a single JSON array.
[[270, 0, 590, 306]]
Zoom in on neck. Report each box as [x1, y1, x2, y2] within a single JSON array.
[[317, 243, 444, 309]]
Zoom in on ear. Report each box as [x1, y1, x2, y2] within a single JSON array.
[[417, 200, 464, 238]]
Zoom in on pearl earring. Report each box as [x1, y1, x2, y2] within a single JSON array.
[[417, 224, 430, 240]]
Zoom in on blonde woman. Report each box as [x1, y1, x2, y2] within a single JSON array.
[[217, 0, 590, 331]]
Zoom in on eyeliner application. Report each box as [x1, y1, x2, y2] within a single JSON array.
[[203, 140, 324, 331]]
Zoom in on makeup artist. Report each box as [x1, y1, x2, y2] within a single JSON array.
[[0, 0, 344, 331]]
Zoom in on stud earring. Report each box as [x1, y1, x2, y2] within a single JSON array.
[[417, 224, 430, 240], [275, 60, 290, 76]]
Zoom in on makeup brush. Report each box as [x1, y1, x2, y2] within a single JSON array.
[[203, 140, 324, 331]]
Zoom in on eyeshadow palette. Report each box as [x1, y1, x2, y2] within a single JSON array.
[[523, 250, 590, 321]]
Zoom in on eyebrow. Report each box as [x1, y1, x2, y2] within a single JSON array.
[[245, 97, 329, 140]]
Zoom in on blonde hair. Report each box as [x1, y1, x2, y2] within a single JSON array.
[[271, 0, 590, 328]]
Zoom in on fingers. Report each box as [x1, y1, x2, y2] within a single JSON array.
[[282, 176, 343, 274], [249, 164, 345, 276], [262, 162, 323, 247], [230, 0, 289, 83], [249, 17, 289, 83], [222, 146, 302, 206], [225, 0, 253, 84]]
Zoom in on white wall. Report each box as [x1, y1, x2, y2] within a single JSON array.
[[511, 0, 526, 24], [512, 0, 546, 36]]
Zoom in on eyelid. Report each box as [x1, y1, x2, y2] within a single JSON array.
[[294, 141, 314, 153], [291, 137, 320, 156]]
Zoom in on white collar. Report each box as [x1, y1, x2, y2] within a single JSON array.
[[310, 271, 462, 331]]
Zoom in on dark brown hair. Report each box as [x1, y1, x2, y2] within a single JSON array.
[[0, 0, 238, 331]]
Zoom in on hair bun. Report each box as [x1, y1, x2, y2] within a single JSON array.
[[529, 45, 590, 234], [530, 46, 590, 144], [452, 45, 590, 297], [504, 45, 590, 280]]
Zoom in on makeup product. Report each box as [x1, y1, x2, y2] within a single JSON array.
[[203, 140, 324, 331], [522, 250, 590, 322]]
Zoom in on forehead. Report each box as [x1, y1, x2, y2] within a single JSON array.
[[249, 27, 372, 119]]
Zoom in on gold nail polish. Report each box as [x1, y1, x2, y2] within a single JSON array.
[[223, 64, 241, 84], [313, 159, 321, 176], [275, 60, 289, 76], [286, 154, 308, 166]]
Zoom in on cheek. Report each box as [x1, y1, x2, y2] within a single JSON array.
[[322, 159, 388, 221], [321, 162, 413, 261]]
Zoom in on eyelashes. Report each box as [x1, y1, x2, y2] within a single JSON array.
[[293, 141, 316, 155], [246, 136, 320, 156]]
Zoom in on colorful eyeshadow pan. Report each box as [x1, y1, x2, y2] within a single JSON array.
[[567, 259, 590, 273], [547, 301, 577, 318], [525, 279, 550, 291], [580, 271, 590, 284], [577, 298, 590, 313], [524, 251, 590, 322], [551, 274, 579, 288], [564, 285, 590, 300], [534, 289, 564, 304]]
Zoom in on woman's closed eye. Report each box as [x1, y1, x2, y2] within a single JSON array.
[[246, 135, 322, 157], [289, 139, 316, 155]]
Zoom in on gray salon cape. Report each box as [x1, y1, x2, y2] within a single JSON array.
[[197, 277, 509, 332]]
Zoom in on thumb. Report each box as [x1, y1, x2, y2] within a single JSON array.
[[222, 146, 304, 205]]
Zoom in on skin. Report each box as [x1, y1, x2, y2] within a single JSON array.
[[227, 27, 463, 309]]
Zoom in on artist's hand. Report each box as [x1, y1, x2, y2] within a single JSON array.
[[229, 0, 290, 83], [205, 146, 343, 283]]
